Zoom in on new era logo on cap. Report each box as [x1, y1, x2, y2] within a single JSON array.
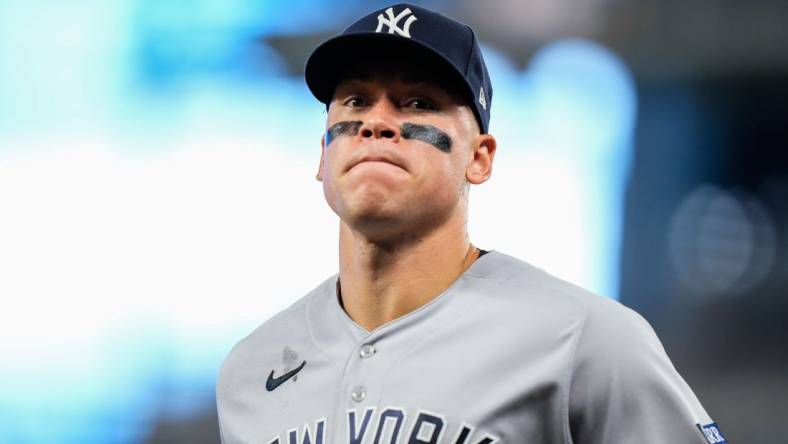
[[375, 6, 418, 38]]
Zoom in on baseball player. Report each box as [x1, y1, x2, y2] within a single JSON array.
[[217, 4, 726, 444]]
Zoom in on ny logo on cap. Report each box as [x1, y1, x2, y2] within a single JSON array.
[[375, 7, 418, 38]]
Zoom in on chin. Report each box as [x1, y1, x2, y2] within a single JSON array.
[[342, 200, 456, 245], [333, 197, 410, 240], [343, 200, 401, 228], [325, 183, 458, 241], [337, 181, 401, 215]]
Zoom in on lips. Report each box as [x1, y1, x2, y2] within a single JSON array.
[[346, 154, 407, 172]]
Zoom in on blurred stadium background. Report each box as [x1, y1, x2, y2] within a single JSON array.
[[1, 0, 786, 443]]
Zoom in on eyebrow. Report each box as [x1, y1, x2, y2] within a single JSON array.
[[333, 71, 467, 105]]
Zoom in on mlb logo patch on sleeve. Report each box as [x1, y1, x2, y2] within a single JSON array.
[[697, 422, 727, 444]]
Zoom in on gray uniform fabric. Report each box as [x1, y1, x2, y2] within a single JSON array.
[[217, 250, 717, 444]]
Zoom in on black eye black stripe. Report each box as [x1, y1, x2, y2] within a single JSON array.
[[400, 122, 452, 153], [326, 121, 363, 146], [325, 121, 452, 153]]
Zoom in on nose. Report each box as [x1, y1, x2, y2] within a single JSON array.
[[359, 99, 400, 142]]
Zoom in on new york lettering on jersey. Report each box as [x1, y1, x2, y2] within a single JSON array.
[[267, 408, 498, 444]]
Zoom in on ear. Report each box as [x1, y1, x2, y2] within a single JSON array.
[[466, 134, 496, 185], [316, 134, 326, 182]]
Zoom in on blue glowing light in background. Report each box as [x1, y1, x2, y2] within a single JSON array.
[[0, 1, 636, 443]]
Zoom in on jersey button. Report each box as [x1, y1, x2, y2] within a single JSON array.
[[359, 344, 376, 358], [351, 386, 367, 402]]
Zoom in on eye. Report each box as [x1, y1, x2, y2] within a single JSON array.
[[404, 97, 437, 111], [344, 96, 368, 108]]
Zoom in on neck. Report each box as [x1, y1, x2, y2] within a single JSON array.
[[337, 206, 480, 331]]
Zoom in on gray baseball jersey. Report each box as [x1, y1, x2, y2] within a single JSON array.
[[216, 250, 726, 444]]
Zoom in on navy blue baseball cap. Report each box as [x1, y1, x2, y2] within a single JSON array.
[[305, 3, 493, 134]]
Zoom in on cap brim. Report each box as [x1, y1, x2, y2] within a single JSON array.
[[305, 32, 475, 110]]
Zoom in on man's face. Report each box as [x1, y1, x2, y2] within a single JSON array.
[[316, 64, 491, 241]]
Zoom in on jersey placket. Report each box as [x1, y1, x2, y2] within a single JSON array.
[[336, 336, 383, 442], [306, 261, 497, 444], [336, 322, 428, 444]]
